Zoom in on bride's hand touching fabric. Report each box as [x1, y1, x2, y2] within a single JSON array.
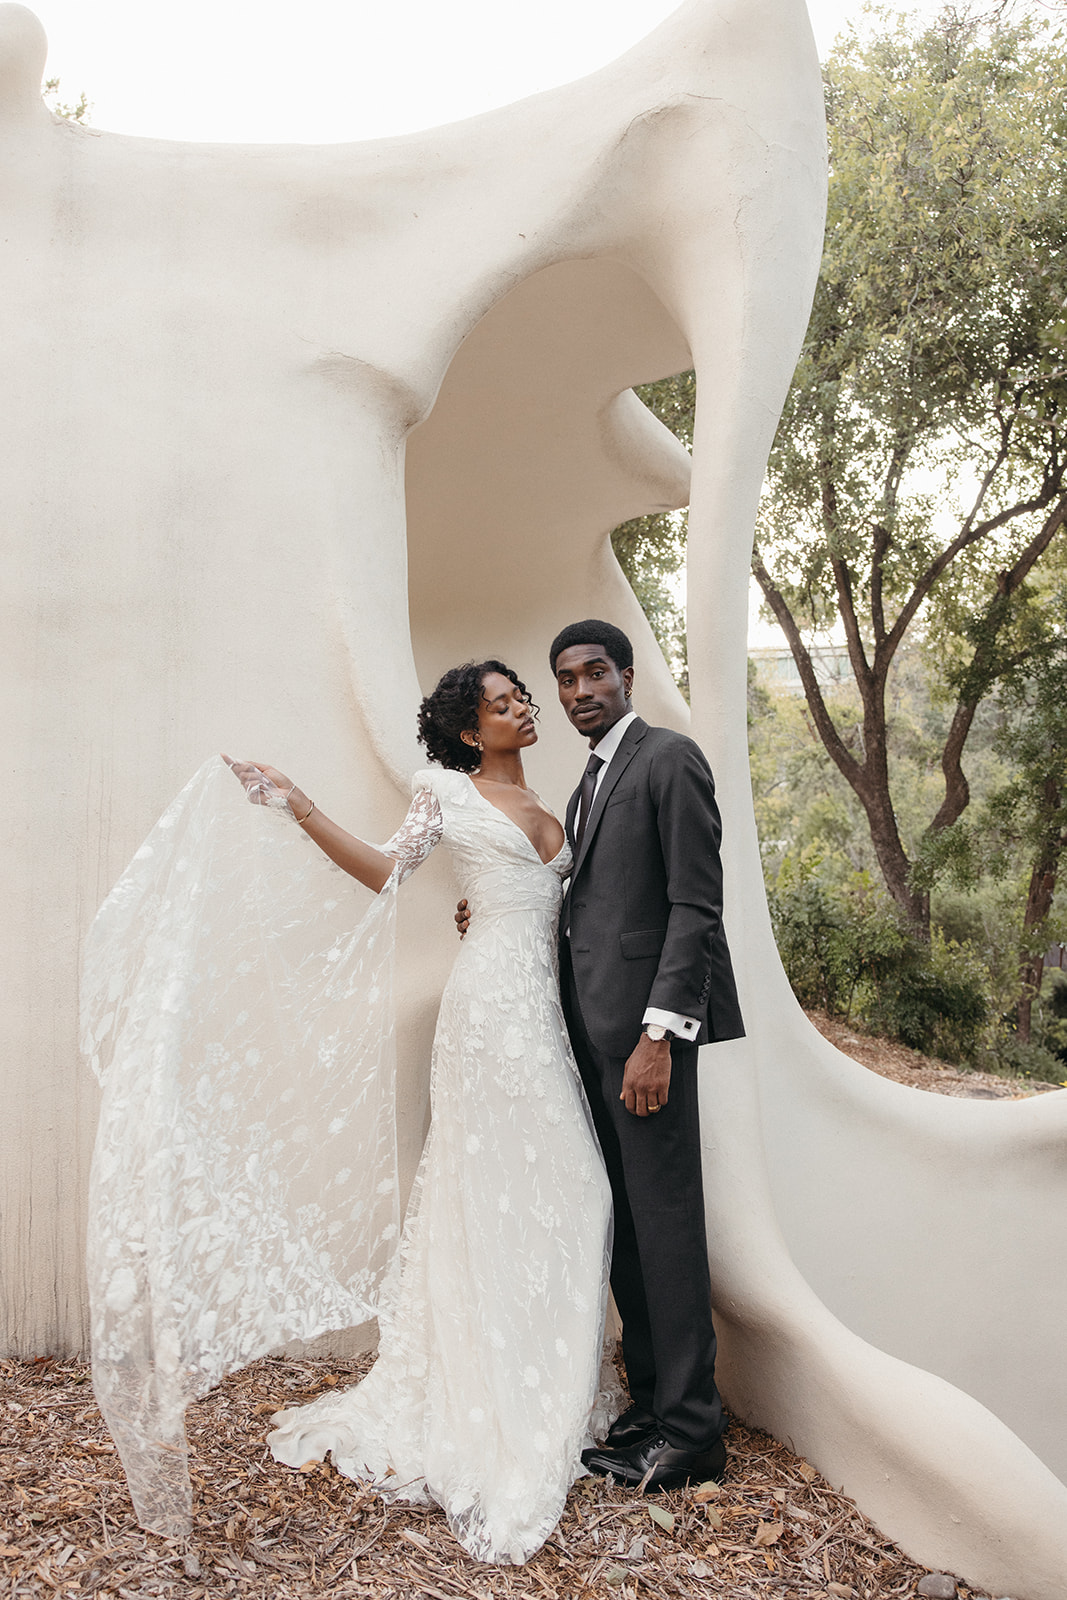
[[221, 755, 395, 895], [222, 755, 298, 809]]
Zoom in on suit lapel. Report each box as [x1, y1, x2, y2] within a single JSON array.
[[570, 717, 648, 880]]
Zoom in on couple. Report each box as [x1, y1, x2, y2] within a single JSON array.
[[225, 617, 744, 1562]]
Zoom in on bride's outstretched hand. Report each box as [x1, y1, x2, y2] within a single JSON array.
[[220, 756, 392, 891], [221, 754, 294, 808]]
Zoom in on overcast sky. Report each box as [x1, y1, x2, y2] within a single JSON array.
[[29, 0, 947, 145]]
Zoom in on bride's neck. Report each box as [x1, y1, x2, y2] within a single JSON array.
[[475, 752, 526, 788]]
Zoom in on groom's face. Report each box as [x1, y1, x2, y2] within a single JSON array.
[[554, 645, 634, 745]]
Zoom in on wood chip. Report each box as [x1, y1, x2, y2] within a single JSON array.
[[0, 1354, 999, 1599]]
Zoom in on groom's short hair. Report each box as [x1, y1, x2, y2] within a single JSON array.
[[549, 620, 634, 676]]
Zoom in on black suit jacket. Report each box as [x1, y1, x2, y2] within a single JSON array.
[[562, 717, 744, 1059]]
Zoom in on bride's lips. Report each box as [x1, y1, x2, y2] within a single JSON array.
[[519, 718, 536, 734]]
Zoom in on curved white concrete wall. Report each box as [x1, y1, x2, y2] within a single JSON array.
[[2, 2, 1066, 1594]]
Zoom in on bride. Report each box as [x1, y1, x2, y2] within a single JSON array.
[[85, 658, 615, 1566]]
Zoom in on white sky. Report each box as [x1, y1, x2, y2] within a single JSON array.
[[30, 0, 947, 144]]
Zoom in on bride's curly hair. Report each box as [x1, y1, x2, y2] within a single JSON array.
[[417, 660, 537, 773]]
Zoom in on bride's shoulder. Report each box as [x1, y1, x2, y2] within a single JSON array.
[[411, 766, 471, 805]]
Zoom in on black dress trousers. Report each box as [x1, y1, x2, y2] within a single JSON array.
[[561, 943, 724, 1450]]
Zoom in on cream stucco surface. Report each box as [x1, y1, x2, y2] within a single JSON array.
[[2, 2, 1066, 1592]]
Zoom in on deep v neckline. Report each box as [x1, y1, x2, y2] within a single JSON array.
[[464, 775, 567, 867]]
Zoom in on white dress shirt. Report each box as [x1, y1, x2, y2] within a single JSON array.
[[587, 711, 700, 1043]]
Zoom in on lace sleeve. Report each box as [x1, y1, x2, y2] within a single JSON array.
[[377, 783, 443, 884]]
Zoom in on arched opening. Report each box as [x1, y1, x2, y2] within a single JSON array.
[[404, 257, 694, 813]]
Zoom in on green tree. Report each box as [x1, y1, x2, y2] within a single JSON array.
[[918, 604, 1067, 1038], [752, 7, 1067, 933]]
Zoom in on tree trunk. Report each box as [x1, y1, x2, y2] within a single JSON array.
[[1016, 778, 1066, 1043], [855, 779, 930, 935]]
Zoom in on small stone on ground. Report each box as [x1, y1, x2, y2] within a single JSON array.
[[918, 1574, 958, 1598]]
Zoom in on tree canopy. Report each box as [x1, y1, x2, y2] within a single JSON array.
[[752, 5, 1067, 932]]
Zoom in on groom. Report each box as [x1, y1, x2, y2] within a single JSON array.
[[549, 619, 744, 1490]]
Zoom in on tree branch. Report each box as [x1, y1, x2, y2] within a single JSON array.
[[828, 556, 874, 702], [752, 559, 865, 789], [930, 498, 1067, 835], [870, 524, 892, 645], [886, 454, 1066, 660]]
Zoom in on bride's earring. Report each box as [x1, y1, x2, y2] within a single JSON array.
[[464, 731, 482, 771]]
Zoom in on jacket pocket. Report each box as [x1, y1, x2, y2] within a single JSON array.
[[620, 928, 666, 960]]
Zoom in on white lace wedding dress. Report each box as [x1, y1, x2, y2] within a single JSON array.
[[84, 759, 615, 1566]]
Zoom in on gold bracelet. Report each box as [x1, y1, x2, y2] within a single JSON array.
[[295, 799, 316, 824]]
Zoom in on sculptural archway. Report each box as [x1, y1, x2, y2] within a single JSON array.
[[406, 257, 694, 764], [2, 0, 1066, 1592]]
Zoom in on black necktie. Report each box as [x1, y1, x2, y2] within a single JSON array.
[[574, 753, 604, 852]]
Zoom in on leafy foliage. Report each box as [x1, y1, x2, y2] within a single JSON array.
[[914, 591, 1067, 1030], [768, 850, 989, 1063], [754, 6, 1067, 929]]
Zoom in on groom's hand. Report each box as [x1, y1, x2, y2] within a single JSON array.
[[455, 898, 471, 939], [620, 1035, 671, 1117]]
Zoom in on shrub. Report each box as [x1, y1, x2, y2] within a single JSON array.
[[862, 932, 989, 1064], [977, 1034, 1066, 1084], [768, 853, 905, 1017], [769, 854, 989, 1063]]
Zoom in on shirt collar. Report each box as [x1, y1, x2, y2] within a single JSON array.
[[589, 709, 637, 770]]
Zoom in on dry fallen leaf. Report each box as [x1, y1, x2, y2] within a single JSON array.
[[692, 1480, 722, 1502], [754, 1520, 783, 1547], [647, 1504, 675, 1534], [401, 1528, 432, 1550]]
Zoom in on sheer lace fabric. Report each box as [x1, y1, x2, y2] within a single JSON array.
[[269, 769, 617, 1563], [85, 759, 616, 1562], [84, 759, 413, 1537]]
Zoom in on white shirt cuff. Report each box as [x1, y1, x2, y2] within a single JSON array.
[[643, 1007, 699, 1040]]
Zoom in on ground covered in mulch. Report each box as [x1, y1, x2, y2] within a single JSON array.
[[4, 1355, 995, 1600], [807, 1010, 1064, 1100]]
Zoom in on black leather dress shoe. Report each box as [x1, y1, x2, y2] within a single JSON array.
[[604, 1403, 657, 1448], [582, 1431, 727, 1491]]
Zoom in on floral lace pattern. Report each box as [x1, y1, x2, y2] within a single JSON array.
[[84, 758, 415, 1537], [85, 760, 617, 1561], [269, 769, 617, 1564]]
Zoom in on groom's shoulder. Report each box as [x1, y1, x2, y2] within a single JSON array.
[[635, 720, 712, 768]]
